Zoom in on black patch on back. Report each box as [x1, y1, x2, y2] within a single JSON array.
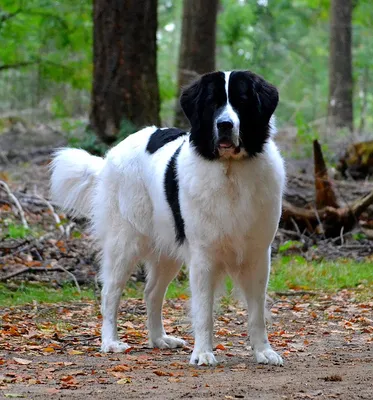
[[164, 145, 185, 244], [146, 128, 187, 154], [228, 71, 278, 157]]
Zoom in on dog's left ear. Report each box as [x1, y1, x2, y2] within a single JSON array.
[[179, 78, 202, 127], [253, 78, 279, 125]]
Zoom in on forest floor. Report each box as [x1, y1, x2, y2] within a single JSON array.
[[0, 124, 372, 399], [0, 292, 372, 400]]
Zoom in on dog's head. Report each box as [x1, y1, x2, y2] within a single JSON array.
[[180, 70, 278, 160]]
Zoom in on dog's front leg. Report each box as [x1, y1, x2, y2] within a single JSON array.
[[238, 248, 283, 366], [189, 256, 217, 366]]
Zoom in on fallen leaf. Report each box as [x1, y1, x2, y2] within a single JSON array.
[[110, 365, 132, 372], [68, 350, 84, 355], [13, 358, 32, 365], [216, 344, 226, 351], [46, 388, 60, 394], [60, 375, 74, 382], [43, 347, 55, 353], [153, 370, 173, 377], [117, 377, 132, 384]]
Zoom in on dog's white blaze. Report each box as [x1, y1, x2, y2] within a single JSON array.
[[214, 71, 240, 146]]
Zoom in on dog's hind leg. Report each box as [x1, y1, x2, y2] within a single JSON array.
[[145, 256, 186, 349], [100, 237, 140, 353]]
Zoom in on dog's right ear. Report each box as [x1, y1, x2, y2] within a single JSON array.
[[180, 78, 202, 127]]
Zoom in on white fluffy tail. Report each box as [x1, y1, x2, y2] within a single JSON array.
[[50, 148, 105, 217]]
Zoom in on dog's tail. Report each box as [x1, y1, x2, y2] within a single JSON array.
[[50, 148, 105, 217]]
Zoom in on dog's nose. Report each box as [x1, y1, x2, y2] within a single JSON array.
[[217, 120, 233, 131]]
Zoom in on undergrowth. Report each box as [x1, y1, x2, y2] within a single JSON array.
[[1, 256, 372, 307]]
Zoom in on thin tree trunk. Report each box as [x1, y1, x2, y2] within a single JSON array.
[[328, 0, 353, 132], [90, 0, 160, 144], [174, 0, 219, 128]]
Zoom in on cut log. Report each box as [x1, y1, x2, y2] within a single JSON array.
[[282, 190, 373, 237], [281, 140, 373, 237]]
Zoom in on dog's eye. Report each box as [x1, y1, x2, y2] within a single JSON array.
[[238, 96, 248, 105]]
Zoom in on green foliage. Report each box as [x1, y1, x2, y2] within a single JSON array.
[[6, 223, 31, 239], [66, 118, 138, 156], [293, 113, 321, 158], [278, 240, 304, 254], [1, 0, 373, 133], [67, 128, 108, 156]]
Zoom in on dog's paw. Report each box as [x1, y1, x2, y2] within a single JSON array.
[[254, 347, 283, 366], [190, 350, 217, 366], [101, 340, 130, 353], [150, 335, 186, 349]]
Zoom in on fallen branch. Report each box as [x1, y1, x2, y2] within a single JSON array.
[[0, 180, 28, 228], [282, 192, 373, 237], [274, 291, 317, 297], [0, 264, 81, 293]]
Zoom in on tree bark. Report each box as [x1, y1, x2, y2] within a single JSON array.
[[174, 0, 219, 128], [328, 0, 353, 132], [90, 0, 160, 144]]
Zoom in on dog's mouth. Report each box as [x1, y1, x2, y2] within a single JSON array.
[[218, 140, 241, 154], [218, 141, 234, 149]]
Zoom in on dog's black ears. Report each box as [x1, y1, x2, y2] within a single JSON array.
[[179, 77, 202, 127], [251, 74, 279, 125]]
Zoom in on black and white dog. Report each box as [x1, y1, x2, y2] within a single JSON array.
[[51, 70, 285, 366]]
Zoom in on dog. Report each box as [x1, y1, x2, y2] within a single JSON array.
[[50, 70, 286, 366]]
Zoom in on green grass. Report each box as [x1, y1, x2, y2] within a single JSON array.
[[269, 255, 373, 291], [0, 257, 372, 307], [0, 282, 95, 307]]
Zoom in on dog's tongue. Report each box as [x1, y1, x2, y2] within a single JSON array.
[[219, 142, 233, 148]]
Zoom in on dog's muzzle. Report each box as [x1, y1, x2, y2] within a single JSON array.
[[216, 118, 239, 152]]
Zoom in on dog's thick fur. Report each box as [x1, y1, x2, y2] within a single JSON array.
[[51, 70, 286, 366]]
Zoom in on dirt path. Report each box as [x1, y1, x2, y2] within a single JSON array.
[[1, 291, 372, 399]]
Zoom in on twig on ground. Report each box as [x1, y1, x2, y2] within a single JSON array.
[[274, 291, 317, 297], [0, 180, 28, 228], [65, 222, 76, 238], [0, 240, 28, 250], [339, 226, 345, 246], [11, 233, 54, 257], [290, 217, 304, 242], [0, 266, 29, 280], [56, 265, 81, 294], [312, 206, 326, 240], [34, 193, 65, 234]]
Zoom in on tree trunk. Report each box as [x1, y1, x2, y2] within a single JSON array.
[[90, 0, 160, 144], [328, 0, 353, 132], [174, 0, 219, 128]]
